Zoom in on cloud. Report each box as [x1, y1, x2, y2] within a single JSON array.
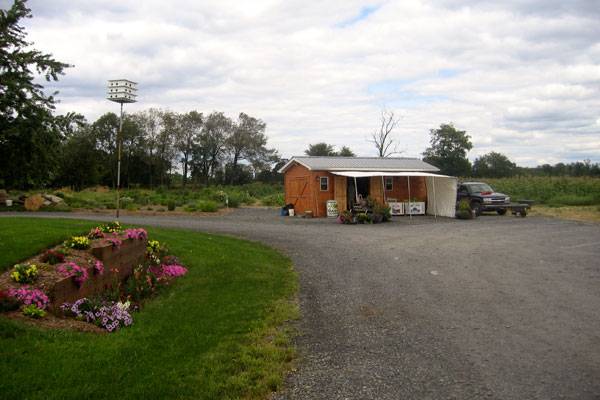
[[14, 0, 600, 167]]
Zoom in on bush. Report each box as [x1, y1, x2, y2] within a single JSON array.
[[125, 203, 140, 211], [183, 204, 197, 212], [260, 194, 285, 207], [167, 200, 176, 211], [197, 201, 218, 212]]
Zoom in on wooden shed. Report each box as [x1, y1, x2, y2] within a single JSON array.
[[278, 156, 457, 218]]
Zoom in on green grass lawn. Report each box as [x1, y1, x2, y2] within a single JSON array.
[[0, 218, 298, 399]]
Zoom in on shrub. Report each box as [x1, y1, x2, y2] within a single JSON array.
[[261, 194, 285, 207], [197, 201, 218, 212], [22, 304, 45, 318], [167, 199, 176, 211], [456, 199, 473, 220], [125, 203, 140, 211], [183, 204, 197, 212]]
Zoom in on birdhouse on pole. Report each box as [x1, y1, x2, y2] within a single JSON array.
[[107, 79, 138, 103]]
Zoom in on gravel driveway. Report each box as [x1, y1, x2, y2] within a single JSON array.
[[5, 209, 600, 399]]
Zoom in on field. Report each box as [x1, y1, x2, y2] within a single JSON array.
[[472, 176, 600, 207]]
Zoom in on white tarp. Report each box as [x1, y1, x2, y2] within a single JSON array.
[[331, 171, 457, 218]]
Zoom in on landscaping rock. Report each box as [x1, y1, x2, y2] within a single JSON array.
[[43, 194, 65, 204]]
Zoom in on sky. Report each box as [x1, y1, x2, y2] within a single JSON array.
[[5, 0, 600, 167]]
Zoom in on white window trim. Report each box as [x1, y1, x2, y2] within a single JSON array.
[[320, 176, 329, 191], [385, 176, 393, 191]]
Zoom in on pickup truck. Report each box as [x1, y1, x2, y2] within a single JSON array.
[[456, 182, 511, 216]]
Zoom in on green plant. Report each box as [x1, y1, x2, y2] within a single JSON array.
[[167, 199, 176, 211], [10, 263, 38, 283], [374, 203, 391, 221], [125, 203, 140, 211], [37, 262, 54, 271], [21, 304, 45, 318], [456, 199, 473, 219], [197, 200, 218, 212], [183, 204, 197, 212]]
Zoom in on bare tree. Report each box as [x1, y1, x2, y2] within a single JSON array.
[[369, 107, 404, 157]]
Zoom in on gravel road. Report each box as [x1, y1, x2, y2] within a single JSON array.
[[4, 209, 600, 399]]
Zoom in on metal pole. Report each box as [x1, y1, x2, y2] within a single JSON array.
[[407, 176, 412, 219], [116, 102, 123, 219], [432, 177, 437, 218]]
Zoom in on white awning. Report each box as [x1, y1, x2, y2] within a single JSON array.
[[331, 170, 457, 218], [331, 171, 453, 179]]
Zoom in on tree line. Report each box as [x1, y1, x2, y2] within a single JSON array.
[[53, 109, 280, 191]]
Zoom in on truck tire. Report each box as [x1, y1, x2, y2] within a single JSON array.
[[497, 209, 507, 215], [471, 202, 482, 217]]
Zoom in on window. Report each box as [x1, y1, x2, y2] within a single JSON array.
[[385, 177, 393, 191], [320, 176, 329, 191]]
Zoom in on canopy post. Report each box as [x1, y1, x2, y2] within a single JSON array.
[[407, 176, 412, 219], [354, 177, 359, 204], [433, 177, 437, 218], [381, 176, 386, 203]]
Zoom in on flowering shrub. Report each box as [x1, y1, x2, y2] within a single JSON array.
[[22, 304, 45, 318], [125, 228, 148, 241], [162, 265, 188, 278], [10, 263, 38, 283], [56, 262, 88, 283], [9, 286, 49, 309], [40, 249, 67, 264], [61, 298, 132, 332], [103, 237, 123, 252], [87, 259, 104, 275], [66, 236, 91, 250], [0, 290, 20, 312], [87, 228, 106, 239]]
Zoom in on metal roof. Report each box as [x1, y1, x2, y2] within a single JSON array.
[[278, 156, 439, 173]]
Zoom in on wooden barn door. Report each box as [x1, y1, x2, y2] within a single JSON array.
[[370, 176, 384, 203], [290, 177, 310, 213], [334, 176, 347, 211]]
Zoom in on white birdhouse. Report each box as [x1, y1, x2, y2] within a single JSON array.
[[107, 79, 138, 103]]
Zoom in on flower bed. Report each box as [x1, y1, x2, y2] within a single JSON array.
[[0, 223, 187, 333]]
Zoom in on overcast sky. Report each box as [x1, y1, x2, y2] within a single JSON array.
[[7, 0, 600, 167]]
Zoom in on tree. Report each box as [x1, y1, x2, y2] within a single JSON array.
[[305, 143, 355, 157], [368, 107, 403, 157], [338, 146, 356, 157], [55, 124, 102, 190], [134, 108, 162, 188], [473, 151, 517, 178], [175, 111, 203, 188], [0, 0, 71, 188], [92, 113, 119, 187], [192, 111, 232, 185], [305, 142, 337, 156], [422, 123, 473, 177], [226, 112, 276, 185]]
